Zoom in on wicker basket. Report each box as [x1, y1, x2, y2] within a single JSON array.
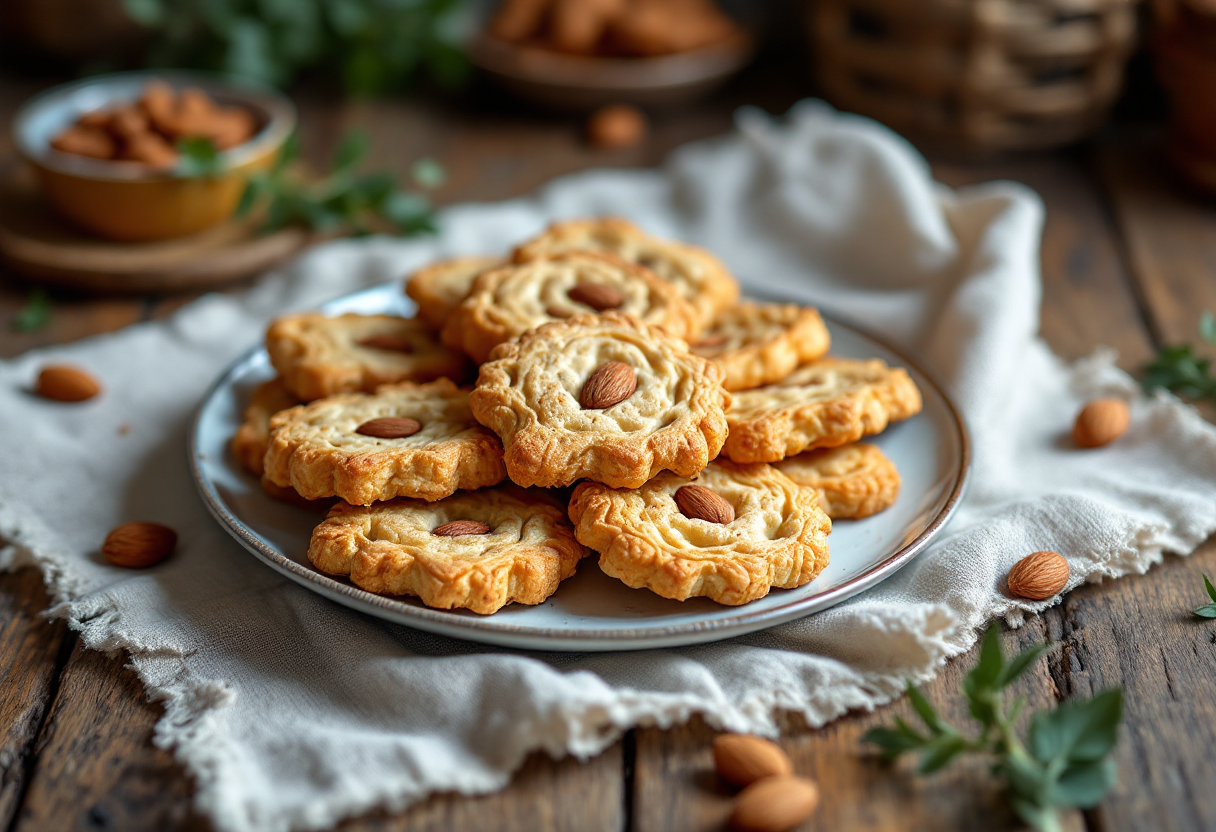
[[808, 0, 1142, 151]]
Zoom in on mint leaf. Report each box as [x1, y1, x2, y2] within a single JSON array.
[[917, 734, 968, 774], [1029, 689, 1122, 765], [1051, 758, 1116, 808], [176, 137, 222, 177], [331, 129, 369, 174], [1201, 311, 1216, 347], [411, 157, 446, 189]]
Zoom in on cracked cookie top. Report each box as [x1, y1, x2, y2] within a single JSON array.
[[469, 311, 730, 489], [442, 251, 700, 364], [266, 313, 470, 401], [690, 302, 830, 391], [309, 485, 587, 614], [404, 255, 504, 332], [723, 357, 922, 463], [512, 217, 739, 327], [568, 460, 831, 605], [264, 378, 506, 505]]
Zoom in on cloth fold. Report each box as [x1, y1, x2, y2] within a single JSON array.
[[4, 101, 1215, 832]]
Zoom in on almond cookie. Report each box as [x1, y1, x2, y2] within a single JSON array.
[[569, 460, 831, 605], [512, 217, 739, 326], [231, 377, 300, 477], [690, 303, 831, 391], [442, 251, 700, 364], [405, 255, 503, 331], [470, 312, 730, 489], [264, 378, 506, 504], [266, 313, 470, 401], [723, 358, 922, 463], [773, 442, 901, 519], [308, 486, 587, 614]]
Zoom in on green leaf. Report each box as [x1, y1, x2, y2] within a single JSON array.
[[176, 137, 223, 177], [917, 734, 967, 775], [122, 0, 163, 26], [907, 684, 950, 736], [996, 642, 1048, 690], [1201, 311, 1216, 347], [411, 157, 446, 189], [331, 129, 369, 174], [1194, 604, 1216, 618], [1007, 794, 1057, 832], [862, 726, 924, 760], [1205, 574, 1216, 603], [965, 627, 1005, 696], [11, 288, 51, 333], [1051, 758, 1116, 808], [1028, 689, 1123, 766]]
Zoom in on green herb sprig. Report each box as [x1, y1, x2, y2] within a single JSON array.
[[1195, 574, 1216, 618], [1141, 311, 1216, 403], [177, 130, 440, 237], [11, 288, 51, 333], [864, 628, 1123, 832]]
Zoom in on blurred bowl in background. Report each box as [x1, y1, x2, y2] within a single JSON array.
[[468, 31, 753, 111], [13, 71, 295, 242]]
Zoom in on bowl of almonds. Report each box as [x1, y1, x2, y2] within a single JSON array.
[[12, 71, 295, 242]]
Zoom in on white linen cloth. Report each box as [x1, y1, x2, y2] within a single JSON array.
[[3, 101, 1216, 832]]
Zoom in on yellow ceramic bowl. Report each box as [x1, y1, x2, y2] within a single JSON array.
[[13, 72, 295, 242]]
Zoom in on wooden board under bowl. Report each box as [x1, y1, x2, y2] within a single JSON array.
[[0, 162, 311, 294]]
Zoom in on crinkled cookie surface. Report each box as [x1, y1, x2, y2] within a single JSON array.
[[774, 442, 901, 519], [405, 255, 503, 332], [691, 302, 830, 391]]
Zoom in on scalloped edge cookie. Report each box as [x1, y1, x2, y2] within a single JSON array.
[[309, 485, 587, 614], [773, 442, 901, 519], [404, 255, 504, 332], [569, 460, 831, 605], [231, 377, 300, 477], [469, 311, 730, 489], [691, 303, 831, 391], [723, 358, 922, 463]]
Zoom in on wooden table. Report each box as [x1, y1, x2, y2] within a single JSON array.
[[2, 65, 1215, 832]]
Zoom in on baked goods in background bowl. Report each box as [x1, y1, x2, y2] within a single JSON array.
[[469, 0, 753, 110], [12, 71, 295, 241]]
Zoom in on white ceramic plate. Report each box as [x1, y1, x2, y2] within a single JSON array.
[[190, 283, 970, 651]]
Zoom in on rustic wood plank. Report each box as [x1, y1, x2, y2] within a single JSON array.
[[633, 623, 1083, 832], [0, 568, 71, 830]]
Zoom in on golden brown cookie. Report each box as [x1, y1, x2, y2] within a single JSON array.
[[723, 358, 922, 463], [404, 255, 503, 332], [266, 313, 470, 401], [773, 443, 901, 519], [512, 217, 739, 327], [308, 486, 587, 614], [690, 303, 831, 391], [470, 312, 731, 489], [442, 251, 700, 364], [263, 379, 506, 505], [230, 378, 300, 477], [569, 460, 831, 605]]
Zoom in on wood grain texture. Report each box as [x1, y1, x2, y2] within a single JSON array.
[[0, 569, 71, 830]]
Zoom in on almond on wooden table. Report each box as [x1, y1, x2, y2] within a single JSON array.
[[713, 734, 793, 787], [729, 775, 819, 832], [675, 485, 734, 524], [102, 522, 177, 568], [1007, 550, 1069, 600], [1072, 397, 1129, 448], [580, 361, 636, 409], [36, 365, 102, 402]]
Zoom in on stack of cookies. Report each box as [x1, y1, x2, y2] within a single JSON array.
[[231, 218, 922, 614]]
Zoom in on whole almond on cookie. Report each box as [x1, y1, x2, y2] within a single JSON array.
[[356, 417, 423, 438], [568, 282, 624, 311], [433, 520, 491, 537], [1072, 398, 1128, 448], [358, 333, 414, 353], [36, 365, 102, 402], [1007, 550, 1069, 600], [580, 361, 636, 409], [103, 522, 177, 568], [714, 734, 793, 787], [675, 485, 734, 524], [729, 775, 819, 832]]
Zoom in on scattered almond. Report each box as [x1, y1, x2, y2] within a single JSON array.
[[714, 734, 793, 787], [1007, 550, 1069, 600], [36, 365, 102, 402], [102, 522, 177, 568], [433, 520, 491, 537], [356, 417, 423, 439], [587, 105, 647, 149], [358, 333, 414, 353], [568, 282, 624, 311], [728, 775, 819, 832], [580, 361, 636, 409], [675, 484, 734, 524], [1072, 398, 1129, 448]]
